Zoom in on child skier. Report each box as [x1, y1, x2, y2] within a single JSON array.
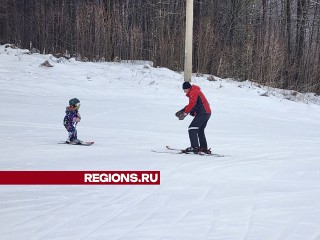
[[63, 98, 82, 144]]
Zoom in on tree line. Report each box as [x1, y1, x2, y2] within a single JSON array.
[[1, 0, 320, 94]]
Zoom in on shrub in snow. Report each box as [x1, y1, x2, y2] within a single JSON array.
[[30, 48, 40, 54], [260, 92, 269, 97], [207, 75, 216, 81], [40, 60, 53, 68]]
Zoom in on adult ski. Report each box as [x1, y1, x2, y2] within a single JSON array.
[[151, 150, 188, 154], [152, 149, 224, 157], [165, 145, 227, 157]]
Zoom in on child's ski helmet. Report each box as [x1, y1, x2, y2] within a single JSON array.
[[69, 98, 80, 107]]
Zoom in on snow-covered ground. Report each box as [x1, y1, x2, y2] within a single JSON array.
[[1, 44, 320, 240]]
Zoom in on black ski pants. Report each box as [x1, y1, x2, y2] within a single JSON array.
[[188, 113, 211, 149]]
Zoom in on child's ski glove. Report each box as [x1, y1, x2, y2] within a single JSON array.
[[74, 117, 81, 123], [73, 112, 81, 123]]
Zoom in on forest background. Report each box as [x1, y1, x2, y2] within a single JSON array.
[[1, 0, 320, 94]]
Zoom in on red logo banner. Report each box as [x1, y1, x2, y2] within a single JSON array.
[[0, 171, 160, 185]]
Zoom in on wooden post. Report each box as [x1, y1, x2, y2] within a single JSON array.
[[184, 0, 194, 82]]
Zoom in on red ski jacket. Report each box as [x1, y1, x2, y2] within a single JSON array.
[[185, 85, 211, 116]]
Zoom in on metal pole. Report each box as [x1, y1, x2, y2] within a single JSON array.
[[184, 0, 194, 82]]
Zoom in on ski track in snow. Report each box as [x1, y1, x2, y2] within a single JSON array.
[[1, 45, 320, 239]]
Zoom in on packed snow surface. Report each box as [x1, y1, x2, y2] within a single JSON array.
[[1, 45, 320, 240]]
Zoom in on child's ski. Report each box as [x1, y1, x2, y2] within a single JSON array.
[[59, 141, 94, 146]]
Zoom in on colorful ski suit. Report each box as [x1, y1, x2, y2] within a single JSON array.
[[63, 107, 81, 141]]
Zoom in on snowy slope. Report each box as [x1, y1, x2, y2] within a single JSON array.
[[1, 45, 320, 240]]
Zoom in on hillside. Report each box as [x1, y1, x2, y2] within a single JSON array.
[[1, 45, 320, 240]]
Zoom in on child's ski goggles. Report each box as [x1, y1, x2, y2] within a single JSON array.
[[74, 103, 81, 109]]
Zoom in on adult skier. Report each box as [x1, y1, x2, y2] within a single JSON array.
[[176, 82, 211, 154]]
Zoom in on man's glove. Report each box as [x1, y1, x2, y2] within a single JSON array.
[[175, 108, 185, 118], [178, 112, 188, 120]]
